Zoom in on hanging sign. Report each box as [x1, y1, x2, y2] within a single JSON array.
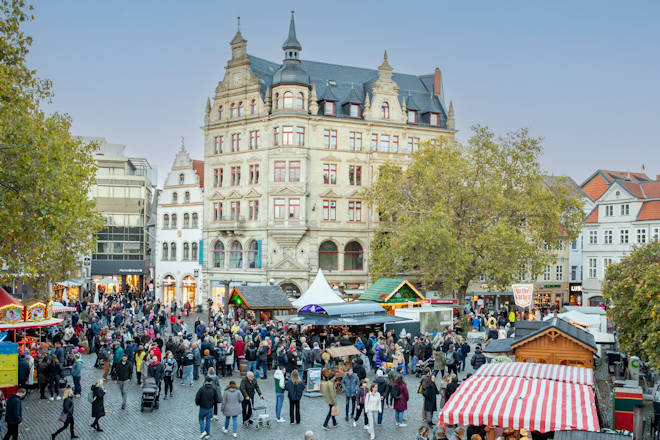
[[512, 284, 534, 308]]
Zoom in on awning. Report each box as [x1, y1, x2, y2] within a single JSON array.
[[439, 362, 599, 433], [289, 314, 408, 326], [0, 317, 64, 330]]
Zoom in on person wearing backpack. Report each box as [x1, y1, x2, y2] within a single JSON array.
[[445, 345, 458, 376], [162, 351, 177, 399], [181, 343, 194, 387], [392, 375, 409, 427], [433, 346, 446, 378]]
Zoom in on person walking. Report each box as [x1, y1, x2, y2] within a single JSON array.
[[51, 388, 78, 439], [206, 367, 221, 420], [422, 374, 439, 427], [221, 380, 243, 438], [71, 353, 83, 397], [181, 343, 195, 387], [433, 345, 446, 378], [116, 353, 132, 409], [195, 376, 220, 439], [353, 379, 370, 429], [3, 388, 25, 440], [364, 384, 382, 440], [239, 371, 263, 426], [273, 365, 286, 422], [445, 345, 458, 376], [47, 356, 62, 401], [37, 356, 49, 399], [244, 342, 258, 377], [392, 375, 409, 427], [320, 370, 338, 430], [147, 355, 165, 403], [341, 367, 359, 421], [162, 351, 177, 400], [134, 345, 146, 386], [471, 345, 487, 372], [90, 380, 105, 432], [373, 370, 388, 425], [285, 369, 304, 425]]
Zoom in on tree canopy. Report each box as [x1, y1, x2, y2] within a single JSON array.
[[602, 242, 660, 369], [364, 126, 584, 302], [0, 0, 101, 297]]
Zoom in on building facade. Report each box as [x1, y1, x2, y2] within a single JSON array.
[[86, 137, 156, 293], [155, 143, 205, 305], [201, 13, 455, 303]]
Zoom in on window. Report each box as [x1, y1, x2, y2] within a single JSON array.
[[323, 129, 337, 149], [250, 99, 256, 114], [184, 191, 190, 203], [170, 242, 176, 260], [620, 229, 629, 244], [274, 161, 286, 182], [213, 241, 224, 268], [371, 134, 378, 151], [295, 127, 305, 146], [171, 214, 177, 228], [379, 135, 390, 152], [323, 164, 337, 184], [273, 127, 280, 146], [231, 103, 237, 118], [350, 104, 360, 118], [213, 168, 223, 187], [213, 202, 223, 221], [588, 258, 597, 278], [274, 199, 286, 220], [430, 112, 439, 126], [570, 265, 577, 281], [571, 240, 577, 250], [288, 198, 300, 219], [218, 105, 223, 120], [249, 164, 260, 184], [603, 230, 612, 244], [172, 192, 178, 204], [248, 200, 259, 220], [248, 240, 259, 268], [229, 241, 242, 268], [605, 205, 614, 216], [214, 135, 223, 154], [543, 265, 551, 281], [349, 132, 362, 151], [283, 91, 293, 108], [230, 201, 240, 220], [381, 102, 389, 119], [282, 126, 293, 145], [588, 230, 598, 245], [192, 213, 198, 228], [620, 204, 629, 216], [231, 133, 240, 152], [407, 137, 420, 153], [348, 201, 362, 222], [407, 110, 418, 124], [183, 213, 190, 228], [653, 228, 660, 242], [162, 242, 168, 260], [178, 173, 185, 185], [289, 161, 301, 182], [392, 136, 399, 152], [344, 241, 363, 270], [636, 228, 646, 243], [163, 214, 169, 229], [191, 242, 198, 261], [296, 92, 304, 109], [322, 200, 336, 221], [249, 130, 260, 150], [183, 242, 189, 260], [324, 101, 335, 115], [237, 101, 244, 116], [230, 166, 241, 186], [603, 257, 613, 273], [349, 166, 362, 186], [555, 265, 563, 281], [319, 241, 338, 270]]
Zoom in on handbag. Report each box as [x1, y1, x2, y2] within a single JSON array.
[[331, 404, 339, 416], [58, 412, 68, 423]]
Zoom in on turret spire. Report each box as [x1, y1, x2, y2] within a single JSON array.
[[283, 11, 302, 55]]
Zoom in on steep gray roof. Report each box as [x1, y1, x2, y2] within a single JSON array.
[[512, 317, 597, 352], [482, 338, 514, 354], [231, 285, 294, 310], [513, 320, 547, 338]]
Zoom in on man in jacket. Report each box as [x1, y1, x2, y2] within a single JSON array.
[[71, 353, 83, 397], [147, 356, 165, 403], [116, 354, 133, 409], [341, 368, 359, 421], [195, 377, 220, 439], [471, 346, 487, 372], [239, 371, 263, 425], [257, 342, 269, 379], [3, 388, 25, 440], [320, 372, 338, 430], [244, 342, 258, 377], [413, 337, 426, 373]]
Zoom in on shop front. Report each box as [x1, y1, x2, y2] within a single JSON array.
[[182, 275, 197, 305], [568, 282, 583, 306], [91, 260, 147, 293], [533, 282, 569, 310], [162, 275, 176, 304]]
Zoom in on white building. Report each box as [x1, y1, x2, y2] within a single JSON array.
[[581, 172, 660, 305], [155, 142, 205, 306]]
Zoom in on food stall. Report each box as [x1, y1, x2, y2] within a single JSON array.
[[229, 285, 295, 323], [358, 278, 426, 315], [0, 288, 63, 350]]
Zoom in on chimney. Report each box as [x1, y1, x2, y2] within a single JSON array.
[[656, 174, 660, 181], [434, 68, 442, 95]]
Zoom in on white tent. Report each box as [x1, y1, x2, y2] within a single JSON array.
[[293, 269, 345, 309], [543, 310, 607, 332]]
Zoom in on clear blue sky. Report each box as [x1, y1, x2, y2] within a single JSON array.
[[26, 1, 660, 187]]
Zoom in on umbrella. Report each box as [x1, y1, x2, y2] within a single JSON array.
[[96, 277, 119, 284]]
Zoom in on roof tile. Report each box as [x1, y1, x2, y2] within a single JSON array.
[[637, 200, 660, 221], [584, 206, 598, 223]]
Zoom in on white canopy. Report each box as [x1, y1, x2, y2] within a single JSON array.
[[543, 310, 607, 332], [292, 269, 345, 309]]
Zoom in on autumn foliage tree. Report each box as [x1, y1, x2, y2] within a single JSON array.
[[364, 126, 584, 303], [602, 242, 660, 369], [0, 1, 101, 298]]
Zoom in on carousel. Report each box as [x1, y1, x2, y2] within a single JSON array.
[[0, 287, 63, 347]]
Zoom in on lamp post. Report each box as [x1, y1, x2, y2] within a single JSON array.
[[207, 297, 213, 324], [223, 279, 232, 321]]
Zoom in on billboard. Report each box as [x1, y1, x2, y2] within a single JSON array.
[[512, 284, 534, 308]]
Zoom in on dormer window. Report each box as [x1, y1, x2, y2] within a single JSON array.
[[381, 102, 389, 119], [283, 91, 293, 108], [407, 110, 418, 124], [218, 105, 223, 120], [430, 112, 439, 126], [349, 104, 360, 118], [324, 101, 336, 115], [250, 99, 256, 114], [296, 92, 304, 109]]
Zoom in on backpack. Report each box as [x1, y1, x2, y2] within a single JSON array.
[[445, 351, 454, 365], [88, 390, 94, 404], [163, 360, 174, 376], [392, 384, 401, 400]]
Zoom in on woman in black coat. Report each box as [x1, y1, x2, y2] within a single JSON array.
[[422, 374, 439, 426], [51, 388, 77, 439], [90, 379, 106, 432]]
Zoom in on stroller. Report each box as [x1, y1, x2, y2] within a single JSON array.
[[140, 378, 159, 412], [415, 358, 434, 378], [59, 366, 72, 390]]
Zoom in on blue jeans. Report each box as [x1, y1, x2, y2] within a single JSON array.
[[224, 415, 238, 434], [460, 357, 467, 371], [183, 365, 194, 385], [72, 375, 81, 396], [345, 395, 356, 418], [275, 392, 284, 420], [377, 399, 384, 424], [247, 360, 258, 377], [395, 410, 404, 424], [257, 359, 267, 378], [411, 355, 418, 373], [199, 407, 212, 435]]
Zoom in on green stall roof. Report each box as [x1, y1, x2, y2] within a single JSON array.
[[359, 278, 424, 303]]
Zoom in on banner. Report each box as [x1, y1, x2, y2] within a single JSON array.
[[512, 284, 534, 308], [306, 367, 322, 392]]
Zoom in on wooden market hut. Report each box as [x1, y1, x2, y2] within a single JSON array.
[[229, 285, 295, 323], [358, 278, 425, 314]]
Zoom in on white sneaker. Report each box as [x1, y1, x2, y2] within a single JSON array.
[[370, 435, 375, 440], [56, 396, 62, 400], [277, 418, 286, 423], [200, 433, 207, 439], [395, 422, 400, 427], [364, 425, 369, 430], [232, 434, 237, 438], [49, 397, 54, 401], [353, 420, 357, 427], [399, 423, 407, 427], [222, 428, 228, 434]]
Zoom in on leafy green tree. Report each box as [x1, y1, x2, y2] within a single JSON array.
[[0, 0, 101, 298], [364, 126, 584, 303], [602, 242, 660, 369]]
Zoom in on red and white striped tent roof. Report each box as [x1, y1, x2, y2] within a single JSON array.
[[439, 362, 599, 433]]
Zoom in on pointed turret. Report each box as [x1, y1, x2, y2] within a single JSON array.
[[282, 10, 302, 53], [205, 97, 211, 115], [229, 16, 248, 61], [273, 11, 310, 86], [447, 101, 455, 129]]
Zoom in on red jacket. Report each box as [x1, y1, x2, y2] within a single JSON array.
[[393, 381, 409, 411], [234, 340, 245, 357]]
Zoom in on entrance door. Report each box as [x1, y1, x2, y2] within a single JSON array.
[[182, 275, 197, 305], [163, 275, 176, 304]]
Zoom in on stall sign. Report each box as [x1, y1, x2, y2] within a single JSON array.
[[306, 367, 322, 392], [512, 284, 534, 308]]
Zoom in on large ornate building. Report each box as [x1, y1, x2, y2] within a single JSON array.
[[201, 13, 455, 302]]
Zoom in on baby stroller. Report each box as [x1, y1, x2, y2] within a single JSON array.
[[251, 400, 271, 430], [59, 367, 72, 389], [415, 358, 434, 378], [140, 378, 159, 412]]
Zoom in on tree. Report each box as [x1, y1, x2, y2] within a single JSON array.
[[0, 0, 101, 298], [364, 126, 584, 303], [602, 242, 660, 369]]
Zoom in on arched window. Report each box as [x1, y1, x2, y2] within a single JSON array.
[[250, 99, 256, 114], [275, 93, 280, 109], [191, 242, 198, 261], [172, 192, 178, 204], [230, 241, 243, 268], [162, 242, 168, 260], [213, 241, 224, 268], [381, 102, 390, 119], [319, 241, 338, 271], [238, 101, 244, 116], [183, 242, 190, 260], [163, 214, 169, 229], [296, 92, 304, 109], [218, 105, 223, 120], [192, 213, 199, 228], [231, 102, 237, 118], [344, 241, 364, 270], [248, 240, 259, 268], [179, 173, 185, 185], [171, 214, 177, 228], [283, 91, 293, 108], [184, 191, 190, 203], [170, 242, 176, 260], [183, 213, 190, 228]]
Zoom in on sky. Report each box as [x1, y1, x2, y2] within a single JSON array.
[[25, 1, 660, 187]]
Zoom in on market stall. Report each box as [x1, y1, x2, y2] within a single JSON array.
[[292, 269, 344, 309], [358, 278, 425, 315], [0, 288, 63, 348], [229, 285, 295, 323], [289, 301, 409, 327]]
